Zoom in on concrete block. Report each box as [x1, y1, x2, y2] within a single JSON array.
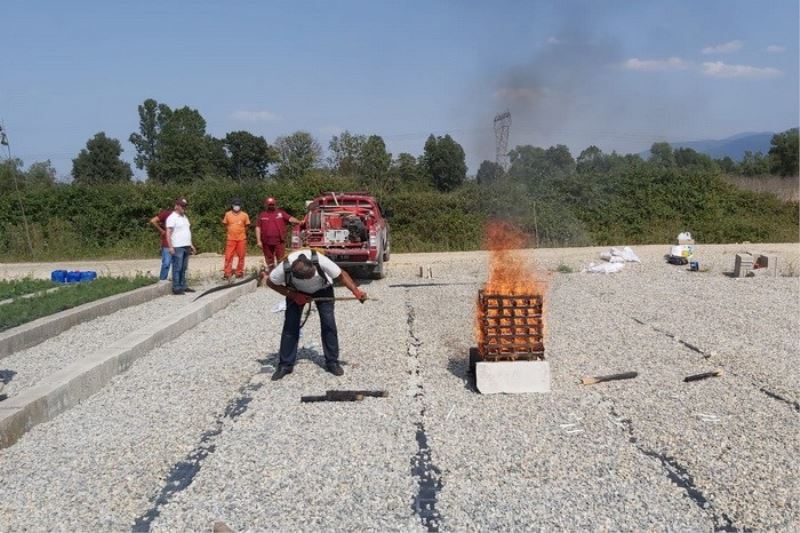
[[476, 360, 551, 394], [752, 253, 778, 277], [734, 253, 753, 278]]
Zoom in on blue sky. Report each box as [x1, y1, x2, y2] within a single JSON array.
[[1, 0, 797, 179]]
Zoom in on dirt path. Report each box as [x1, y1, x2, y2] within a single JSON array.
[[1, 243, 797, 281]]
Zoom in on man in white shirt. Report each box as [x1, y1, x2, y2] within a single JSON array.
[[166, 197, 196, 295], [267, 249, 366, 380]]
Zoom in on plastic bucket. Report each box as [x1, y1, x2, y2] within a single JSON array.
[[79, 271, 97, 282], [51, 270, 68, 283]]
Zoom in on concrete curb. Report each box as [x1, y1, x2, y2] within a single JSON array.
[[0, 280, 256, 449], [0, 281, 171, 360]]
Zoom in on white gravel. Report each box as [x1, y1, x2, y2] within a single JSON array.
[[0, 286, 211, 398], [0, 245, 797, 531]]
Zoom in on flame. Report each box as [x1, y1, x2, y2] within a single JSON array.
[[475, 221, 546, 356], [482, 221, 543, 295]]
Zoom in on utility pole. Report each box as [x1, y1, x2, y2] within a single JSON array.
[[0, 121, 35, 257], [493, 110, 511, 173]]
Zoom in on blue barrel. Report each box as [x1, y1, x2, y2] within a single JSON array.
[[66, 271, 82, 283], [79, 271, 97, 282], [51, 270, 68, 283]]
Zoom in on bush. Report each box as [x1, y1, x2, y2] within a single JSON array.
[[0, 168, 796, 262]]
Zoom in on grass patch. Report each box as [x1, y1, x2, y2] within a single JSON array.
[[0, 276, 157, 332], [0, 277, 59, 300], [555, 262, 575, 274]]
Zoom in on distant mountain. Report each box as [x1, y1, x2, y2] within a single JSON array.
[[640, 131, 782, 161]]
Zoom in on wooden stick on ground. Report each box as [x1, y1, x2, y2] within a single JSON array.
[[325, 390, 388, 398], [683, 369, 723, 382], [581, 371, 638, 385]]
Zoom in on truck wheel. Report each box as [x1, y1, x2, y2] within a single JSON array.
[[383, 240, 390, 262], [371, 249, 386, 279]]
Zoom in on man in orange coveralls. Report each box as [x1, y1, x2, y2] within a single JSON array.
[[221, 197, 251, 279]]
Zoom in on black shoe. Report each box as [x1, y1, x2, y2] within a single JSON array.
[[325, 363, 344, 376], [271, 365, 293, 381], [172, 290, 185, 295], [184, 287, 196, 293]]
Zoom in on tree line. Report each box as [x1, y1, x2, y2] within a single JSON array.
[[2, 98, 795, 195], [0, 98, 797, 261]]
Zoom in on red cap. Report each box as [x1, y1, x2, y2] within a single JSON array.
[[265, 197, 276, 205]]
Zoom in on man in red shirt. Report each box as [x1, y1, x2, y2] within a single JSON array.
[[149, 206, 174, 280], [256, 197, 300, 270]]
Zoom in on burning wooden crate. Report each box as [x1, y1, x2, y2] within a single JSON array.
[[471, 289, 550, 394], [477, 290, 544, 362]]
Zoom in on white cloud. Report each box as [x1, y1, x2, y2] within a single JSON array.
[[622, 57, 687, 71], [230, 110, 279, 122], [766, 45, 786, 53], [701, 61, 782, 79], [546, 36, 560, 45], [702, 40, 743, 55]]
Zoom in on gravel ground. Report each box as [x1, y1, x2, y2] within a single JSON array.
[[0, 284, 213, 398], [0, 244, 797, 531]]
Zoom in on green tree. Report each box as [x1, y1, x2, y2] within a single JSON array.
[[422, 134, 466, 192], [476, 160, 504, 184], [507, 144, 575, 189], [275, 131, 322, 180], [0, 158, 24, 192], [391, 153, 428, 190], [129, 99, 222, 183], [360, 135, 392, 190], [674, 147, 717, 172], [328, 131, 366, 175], [25, 160, 57, 187], [223, 131, 277, 180], [768, 127, 799, 176], [649, 142, 676, 167], [157, 106, 224, 183], [544, 145, 576, 177], [715, 156, 738, 174], [576, 145, 604, 174], [129, 98, 169, 175], [72, 132, 133, 184], [739, 151, 770, 176]]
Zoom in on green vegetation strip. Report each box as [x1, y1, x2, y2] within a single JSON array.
[[0, 278, 58, 300], [0, 276, 157, 332]]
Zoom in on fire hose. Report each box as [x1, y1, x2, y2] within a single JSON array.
[[192, 271, 261, 302]]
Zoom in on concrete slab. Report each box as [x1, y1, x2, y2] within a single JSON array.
[[0, 281, 171, 359], [476, 360, 551, 394], [0, 280, 256, 449]]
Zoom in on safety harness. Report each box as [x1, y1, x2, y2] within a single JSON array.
[[283, 250, 329, 329], [282, 250, 328, 292]]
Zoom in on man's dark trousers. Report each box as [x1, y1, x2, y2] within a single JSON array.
[[171, 246, 191, 293], [278, 285, 338, 367]]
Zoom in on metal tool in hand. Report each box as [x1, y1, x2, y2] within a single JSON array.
[[298, 294, 375, 328]]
